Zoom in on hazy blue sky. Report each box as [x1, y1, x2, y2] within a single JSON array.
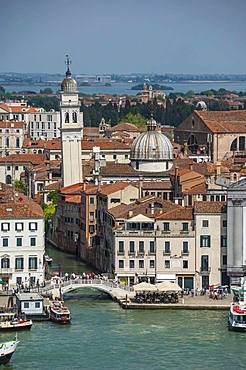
[[1, 0, 246, 74]]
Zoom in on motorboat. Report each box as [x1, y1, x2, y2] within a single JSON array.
[[0, 317, 32, 331], [0, 336, 19, 365], [49, 302, 71, 324], [228, 279, 246, 331]]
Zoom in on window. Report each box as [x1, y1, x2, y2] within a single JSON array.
[[149, 260, 155, 268], [1, 223, 10, 231], [202, 220, 209, 227], [118, 241, 124, 253], [89, 212, 94, 222], [239, 136, 245, 151], [129, 260, 135, 269], [89, 225, 95, 234], [230, 138, 237, 152], [24, 302, 29, 309], [182, 223, 189, 231], [125, 155, 128, 159], [1, 257, 10, 268], [201, 255, 209, 271], [164, 241, 170, 254], [139, 260, 144, 269], [165, 260, 170, 269], [149, 241, 155, 253], [222, 255, 227, 266], [35, 302, 40, 308], [200, 235, 211, 248], [89, 197, 94, 205], [118, 260, 124, 269], [29, 257, 37, 270], [16, 138, 20, 148], [15, 257, 24, 270], [221, 236, 227, 248], [223, 220, 227, 228], [7, 166, 11, 171], [163, 222, 170, 231], [2, 238, 8, 247], [129, 241, 135, 253], [183, 260, 188, 269], [183, 241, 189, 253], [29, 222, 37, 231], [30, 237, 36, 247], [16, 238, 22, 247], [113, 154, 117, 160], [15, 223, 23, 231], [139, 241, 144, 253]]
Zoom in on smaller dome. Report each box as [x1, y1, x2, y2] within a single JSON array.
[[196, 101, 207, 110], [61, 68, 77, 93]]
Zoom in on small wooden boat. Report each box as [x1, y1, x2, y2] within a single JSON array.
[[0, 336, 19, 365], [0, 318, 32, 331], [49, 302, 71, 324]]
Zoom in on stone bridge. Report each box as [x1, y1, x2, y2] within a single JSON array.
[[40, 279, 134, 301]]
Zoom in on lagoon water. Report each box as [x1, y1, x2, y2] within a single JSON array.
[[2, 246, 246, 370], [3, 80, 246, 95]]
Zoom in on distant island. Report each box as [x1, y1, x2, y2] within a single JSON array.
[[131, 83, 174, 91]]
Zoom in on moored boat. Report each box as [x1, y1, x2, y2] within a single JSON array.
[[49, 302, 71, 324], [0, 337, 19, 365], [0, 317, 32, 331], [228, 279, 246, 331]]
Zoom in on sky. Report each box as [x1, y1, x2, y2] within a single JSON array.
[[1, 0, 246, 74]]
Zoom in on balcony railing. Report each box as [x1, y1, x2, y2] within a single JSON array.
[[182, 251, 189, 256], [117, 251, 125, 256]]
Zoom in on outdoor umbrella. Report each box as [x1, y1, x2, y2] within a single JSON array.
[[155, 281, 182, 292], [133, 282, 157, 292]]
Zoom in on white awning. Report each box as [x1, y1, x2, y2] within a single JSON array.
[[156, 274, 176, 282]]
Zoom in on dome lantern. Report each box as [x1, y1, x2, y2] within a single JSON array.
[[61, 54, 77, 93]]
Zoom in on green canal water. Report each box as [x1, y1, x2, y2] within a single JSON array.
[[2, 246, 246, 370]]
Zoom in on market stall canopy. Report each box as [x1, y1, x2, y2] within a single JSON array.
[[133, 282, 157, 292], [155, 281, 182, 292]]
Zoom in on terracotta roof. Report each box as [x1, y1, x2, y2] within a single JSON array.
[[23, 138, 61, 150], [142, 181, 172, 190], [108, 196, 180, 219], [0, 103, 40, 113], [195, 110, 246, 133], [83, 127, 100, 137], [0, 154, 46, 164], [156, 207, 193, 220], [65, 194, 81, 203], [0, 121, 25, 129], [60, 183, 84, 194], [183, 182, 207, 194], [99, 182, 138, 196], [81, 139, 130, 150], [194, 201, 226, 214], [0, 192, 43, 218], [44, 181, 62, 191], [108, 122, 141, 132]]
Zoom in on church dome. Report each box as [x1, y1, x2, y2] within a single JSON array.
[[61, 56, 77, 93], [196, 101, 207, 110], [130, 117, 173, 172], [61, 72, 77, 93]]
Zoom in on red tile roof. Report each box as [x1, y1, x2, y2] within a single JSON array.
[[195, 110, 246, 133], [108, 122, 141, 132], [0, 121, 25, 129], [194, 201, 226, 214], [0, 192, 43, 218], [0, 154, 46, 164], [99, 182, 138, 196], [156, 207, 193, 220]]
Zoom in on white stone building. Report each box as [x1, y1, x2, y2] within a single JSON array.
[[0, 189, 45, 288]]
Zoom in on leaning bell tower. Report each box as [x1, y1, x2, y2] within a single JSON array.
[[60, 55, 83, 187]]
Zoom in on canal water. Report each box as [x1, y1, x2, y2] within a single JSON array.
[[2, 246, 246, 370]]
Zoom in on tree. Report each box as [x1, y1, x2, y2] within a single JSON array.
[[120, 112, 146, 129], [40, 88, 53, 94], [14, 180, 26, 194], [42, 191, 58, 230]]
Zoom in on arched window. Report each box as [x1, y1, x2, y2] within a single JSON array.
[[1, 257, 10, 269], [65, 112, 69, 123], [72, 112, 77, 123], [230, 138, 238, 152], [187, 134, 198, 153], [38, 149, 42, 154], [239, 136, 245, 151], [6, 175, 11, 184]]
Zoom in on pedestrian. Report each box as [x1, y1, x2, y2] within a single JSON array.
[[191, 288, 194, 297]]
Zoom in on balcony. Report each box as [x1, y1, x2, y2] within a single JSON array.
[[163, 251, 171, 256], [162, 230, 171, 235], [128, 251, 135, 256], [180, 230, 189, 235], [117, 251, 125, 256], [200, 267, 211, 275], [115, 230, 156, 237], [0, 268, 13, 274], [182, 251, 189, 256], [148, 251, 156, 256]]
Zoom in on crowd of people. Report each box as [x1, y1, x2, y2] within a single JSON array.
[[134, 292, 179, 304]]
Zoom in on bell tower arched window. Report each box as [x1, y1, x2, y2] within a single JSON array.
[[72, 112, 77, 123], [230, 138, 237, 152], [65, 112, 69, 123]]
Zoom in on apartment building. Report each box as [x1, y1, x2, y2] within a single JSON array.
[[0, 188, 45, 288]]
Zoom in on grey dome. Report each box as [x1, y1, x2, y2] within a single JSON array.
[[130, 118, 173, 161], [61, 67, 77, 93], [196, 101, 207, 110]]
